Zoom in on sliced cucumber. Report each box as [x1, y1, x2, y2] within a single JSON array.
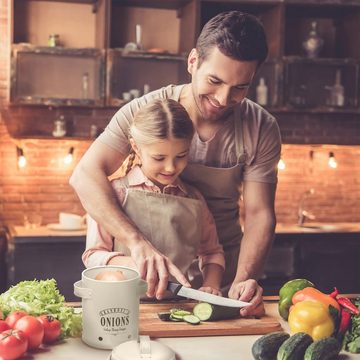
[[170, 309, 192, 316], [193, 302, 239, 321], [183, 314, 200, 325], [170, 313, 186, 320], [157, 312, 171, 321], [169, 314, 184, 322], [193, 302, 213, 321]]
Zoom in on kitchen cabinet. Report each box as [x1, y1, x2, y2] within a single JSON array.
[[7, 226, 86, 301], [106, 50, 188, 106], [8, 0, 360, 137], [11, 45, 106, 107], [261, 227, 360, 295]]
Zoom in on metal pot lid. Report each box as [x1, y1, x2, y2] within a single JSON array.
[[109, 336, 175, 360]]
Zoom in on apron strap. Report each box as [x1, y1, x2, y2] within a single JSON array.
[[234, 104, 246, 164]]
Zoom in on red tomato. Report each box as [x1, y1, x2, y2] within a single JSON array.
[[14, 315, 44, 350], [0, 320, 11, 332], [37, 315, 61, 344], [5, 311, 27, 329], [0, 329, 28, 360]]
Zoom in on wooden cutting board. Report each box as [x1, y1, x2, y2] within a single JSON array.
[[139, 302, 282, 337]]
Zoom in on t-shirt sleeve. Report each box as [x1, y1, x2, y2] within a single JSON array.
[[243, 116, 282, 184]]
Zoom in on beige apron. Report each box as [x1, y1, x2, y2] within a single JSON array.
[[181, 105, 246, 290], [114, 184, 203, 282]]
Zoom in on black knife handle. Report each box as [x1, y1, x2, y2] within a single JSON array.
[[167, 281, 182, 295]]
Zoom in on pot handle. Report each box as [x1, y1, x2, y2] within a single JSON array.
[[74, 280, 92, 299], [139, 335, 151, 356], [138, 279, 147, 297]]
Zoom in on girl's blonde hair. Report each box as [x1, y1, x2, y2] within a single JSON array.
[[126, 99, 194, 174]]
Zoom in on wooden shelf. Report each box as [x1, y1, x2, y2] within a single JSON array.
[[111, 0, 192, 10], [268, 106, 360, 114], [9, 0, 360, 139]]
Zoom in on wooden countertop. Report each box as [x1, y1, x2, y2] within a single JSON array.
[[10, 222, 360, 238], [11, 225, 87, 237], [276, 222, 360, 234]]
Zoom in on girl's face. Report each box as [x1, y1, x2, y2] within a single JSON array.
[[130, 137, 191, 189]]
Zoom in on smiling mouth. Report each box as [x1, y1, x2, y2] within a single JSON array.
[[207, 97, 221, 108], [205, 96, 226, 112]]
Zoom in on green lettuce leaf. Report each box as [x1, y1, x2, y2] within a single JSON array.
[[0, 279, 81, 338], [342, 298, 360, 353]]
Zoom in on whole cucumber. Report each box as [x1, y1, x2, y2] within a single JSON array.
[[304, 337, 341, 360], [277, 332, 313, 360], [252, 331, 290, 360]]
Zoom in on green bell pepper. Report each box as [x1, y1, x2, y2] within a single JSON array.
[[278, 278, 315, 320]]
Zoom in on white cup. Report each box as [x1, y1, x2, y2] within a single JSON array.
[[122, 92, 132, 101], [129, 89, 141, 98], [59, 212, 85, 229]]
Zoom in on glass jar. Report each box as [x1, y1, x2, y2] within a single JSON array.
[[302, 21, 324, 58], [52, 115, 66, 137], [48, 34, 60, 47]]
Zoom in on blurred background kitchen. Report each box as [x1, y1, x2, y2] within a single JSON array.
[[0, 0, 359, 300]]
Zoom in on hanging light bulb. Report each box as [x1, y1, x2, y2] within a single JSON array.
[[278, 157, 286, 171], [16, 146, 27, 168], [64, 147, 74, 165], [328, 151, 337, 169]]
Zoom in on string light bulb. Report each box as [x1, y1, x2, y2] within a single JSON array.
[[64, 147, 74, 165], [16, 146, 27, 168], [277, 157, 286, 171], [328, 151, 337, 169]]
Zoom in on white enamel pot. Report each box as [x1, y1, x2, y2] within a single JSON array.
[[74, 265, 147, 350]]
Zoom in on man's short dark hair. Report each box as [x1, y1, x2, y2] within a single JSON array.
[[196, 11, 268, 67]]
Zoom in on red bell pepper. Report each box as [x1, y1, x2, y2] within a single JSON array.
[[329, 287, 339, 299], [337, 297, 360, 315], [338, 308, 351, 338]]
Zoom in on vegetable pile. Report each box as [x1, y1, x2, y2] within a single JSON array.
[[0, 279, 81, 339], [0, 279, 82, 359], [252, 278, 360, 359]]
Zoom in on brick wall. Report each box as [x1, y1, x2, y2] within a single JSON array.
[[275, 144, 360, 223], [1, 0, 359, 227]]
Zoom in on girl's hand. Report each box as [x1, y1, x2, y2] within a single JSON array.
[[130, 240, 190, 300], [228, 279, 265, 317], [198, 286, 222, 297]]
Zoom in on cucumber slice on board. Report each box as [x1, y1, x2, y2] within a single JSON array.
[[157, 312, 171, 321], [183, 314, 200, 325]]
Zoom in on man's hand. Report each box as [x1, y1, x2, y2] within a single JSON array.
[[228, 279, 265, 317], [130, 241, 190, 300]]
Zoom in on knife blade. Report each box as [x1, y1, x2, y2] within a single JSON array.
[[167, 282, 251, 308]]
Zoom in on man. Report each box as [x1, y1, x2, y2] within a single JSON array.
[[70, 11, 281, 316]]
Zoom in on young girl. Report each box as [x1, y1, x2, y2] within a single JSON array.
[[83, 99, 225, 300]]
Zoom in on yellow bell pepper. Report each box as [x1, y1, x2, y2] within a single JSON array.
[[288, 300, 335, 341]]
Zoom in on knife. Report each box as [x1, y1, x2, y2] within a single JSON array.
[[167, 281, 251, 308]]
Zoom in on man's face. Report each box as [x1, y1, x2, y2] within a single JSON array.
[[188, 47, 258, 122]]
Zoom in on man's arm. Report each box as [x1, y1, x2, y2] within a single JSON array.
[[70, 141, 137, 244], [228, 180, 277, 315], [70, 140, 190, 297]]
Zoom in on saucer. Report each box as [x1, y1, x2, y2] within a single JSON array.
[[47, 223, 87, 231]]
